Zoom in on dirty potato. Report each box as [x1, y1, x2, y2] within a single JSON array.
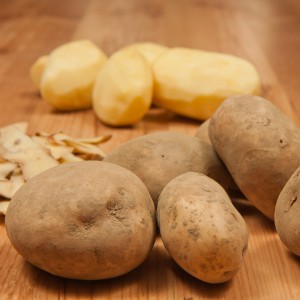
[[195, 119, 212, 144], [275, 166, 300, 256], [121, 42, 168, 65], [104, 131, 231, 206], [157, 172, 248, 283], [5, 161, 156, 280], [209, 95, 300, 220]]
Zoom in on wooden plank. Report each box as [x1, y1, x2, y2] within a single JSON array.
[[1, 0, 300, 299]]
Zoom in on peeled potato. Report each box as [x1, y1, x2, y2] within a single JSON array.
[[30, 55, 49, 88], [121, 42, 168, 65], [153, 48, 261, 120], [40, 40, 107, 111], [93, 49, 153, 126]]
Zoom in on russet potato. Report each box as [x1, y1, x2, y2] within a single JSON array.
[[209, 95, 300, 219], [275, 166, 300, 256], [104, 131, 231, 206], [157, 172, 248, 283], [5, 161, 156, 280]]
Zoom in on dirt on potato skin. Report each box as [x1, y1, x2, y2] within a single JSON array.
[[5, 161, 156, 280], [157, 172, 248, 284], [104, 131, 231, 207], [209, 95, 300, 220]]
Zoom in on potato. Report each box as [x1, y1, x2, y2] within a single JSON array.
[[92, 49, 153, 126], [5, 161, 156, 280], [195, 119, 240, 192], [41, 40, 107, 111], [275, 166, 300, 256], [153, 48, 261, 120], [195, 119, 211, 144], [30, 55, 49, 88], [157, 172, 248, 283], [209, 95, 300, 220], [121, 42, 168, 65], [104, 131, 231, 206]]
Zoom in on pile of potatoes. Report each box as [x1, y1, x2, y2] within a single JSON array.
[[5, 94, 300, 284], [30, 40, 261, 126]]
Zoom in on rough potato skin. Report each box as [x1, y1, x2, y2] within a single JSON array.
[[157, 172, 248, 283], [5, 161, 156, 280], [209, 95, 300, 220], [104, 131, 231, 206], [195, 120, 239, 192], [275, 166, 300, 256], [195, 119, 211, 144]]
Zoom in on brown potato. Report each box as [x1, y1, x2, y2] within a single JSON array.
[[209, 95, 300, 220], [195, 119, 240, 192], [157, 172, 248, 283], [275, 166, 300, 256], [104, 131, 231, 206], [5, 161, 156, 280], [195, 119, 211, 144]]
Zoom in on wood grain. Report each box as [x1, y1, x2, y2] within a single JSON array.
[[1, 0, 300, 299]]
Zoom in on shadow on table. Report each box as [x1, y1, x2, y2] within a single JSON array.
[[231, 197, 275, 234], [144, 107, 202, 128], [23, 235, 234, 299]]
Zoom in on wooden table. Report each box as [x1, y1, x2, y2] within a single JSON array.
[[1, 0, 300, 299]]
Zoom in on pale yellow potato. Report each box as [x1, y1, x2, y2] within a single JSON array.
[[93, 49, 153, 126], [121, 42, 168, 65], [30, 55, 49, 88], [41, 40, 107, 111], [153, 48, 261, 120]]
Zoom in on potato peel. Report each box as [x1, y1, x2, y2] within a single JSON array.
[[0, 200, 10, 215], [0, 125, 59, 180], [0, 122, 111, 213], [0, 175, 25, 199], [0, 161, 18, 180]]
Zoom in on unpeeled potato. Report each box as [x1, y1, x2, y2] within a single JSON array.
[[5, 161, 156, 280], [40, 40, 107, 111], [93, 49, 153, 126], [275, 166, 300, 256], [209, 95, 300, 220], [153, 48, 261, 120], [157, 172, 248, 283]]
